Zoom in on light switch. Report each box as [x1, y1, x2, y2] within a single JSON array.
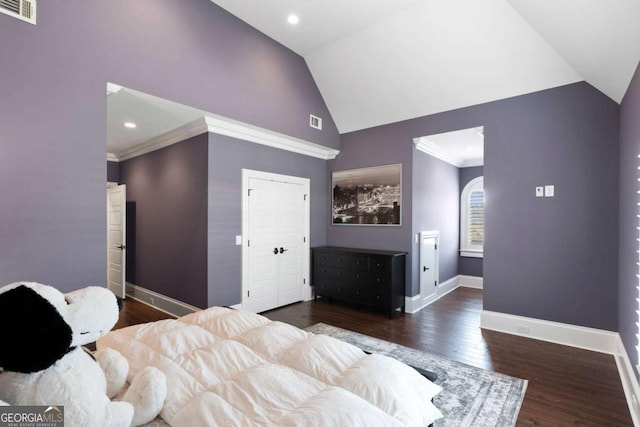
[[544, 185, 555, 197], [535, 187, 544, 197], [236, 235, 242, 245]]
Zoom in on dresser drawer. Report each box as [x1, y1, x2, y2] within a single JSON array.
[[315, 265, 349, 281], [369, 256, 391, 273], [315, 252, 369, 270], [315, 280, 346, 298]]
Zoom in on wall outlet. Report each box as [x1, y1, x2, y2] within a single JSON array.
[[236, 235, 242, 245], [535, 187, 544, 197]]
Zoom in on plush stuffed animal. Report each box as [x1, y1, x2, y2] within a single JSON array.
[[0, 282, 167, 427]]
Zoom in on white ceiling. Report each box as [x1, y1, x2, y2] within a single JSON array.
[[211, 0, 640, 134], [107, 86, 204, 157]]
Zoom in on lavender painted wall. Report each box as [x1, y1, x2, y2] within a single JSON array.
[[119, 134, 208, 308], [107, 161, 120, 183], [619, 61, 640, 378], [459, 166, 484, 277], [411, 150, 460, 295], [333, 82, 618, 330], [207, 133, 328, 306], [0, 0, 337, 292], [327, 129, 414, 294]]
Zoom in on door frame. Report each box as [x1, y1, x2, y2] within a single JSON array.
[[419, 230, 439, 306], [241, 169, 311, 310]]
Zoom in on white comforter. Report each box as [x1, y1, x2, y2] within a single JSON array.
[[97, 307, 443, 426]]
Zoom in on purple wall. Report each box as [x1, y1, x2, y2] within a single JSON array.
[[119, 134, 208, 308], [332, 82, 619, 330], [327, 129, 414, 293], [207, 134, 328, 306], [619, 62, 640, 377], [459, 166, 484, 277], [411, 150, 460, 295], [0, 0, 337, 292], [107, 161, 120, 183]]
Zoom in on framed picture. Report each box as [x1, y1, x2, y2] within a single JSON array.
[[332, 164, 402, 226]]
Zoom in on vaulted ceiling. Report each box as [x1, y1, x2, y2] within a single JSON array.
[[210, 0, 640, 134]]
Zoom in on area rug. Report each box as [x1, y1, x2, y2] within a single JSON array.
[[305, 323, 527, 427]]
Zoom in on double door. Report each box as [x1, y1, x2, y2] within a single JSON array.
[[243, 170, 309, 313]]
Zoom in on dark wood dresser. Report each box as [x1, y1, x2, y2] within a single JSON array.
[[312, 246, 406, 318]]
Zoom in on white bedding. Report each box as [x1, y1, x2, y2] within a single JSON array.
[[97, 307, 443, 426]]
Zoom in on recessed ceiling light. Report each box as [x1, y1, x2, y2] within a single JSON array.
[[287, 14, 299, 25], [124, 122, 137, 129]]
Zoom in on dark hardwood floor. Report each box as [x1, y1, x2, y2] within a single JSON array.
[[117, 287, 632, 426]]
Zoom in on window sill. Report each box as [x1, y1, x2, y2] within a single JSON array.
[[460, 250, 483, 258]]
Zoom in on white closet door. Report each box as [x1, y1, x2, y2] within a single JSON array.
[[243, 172, 309, 313]]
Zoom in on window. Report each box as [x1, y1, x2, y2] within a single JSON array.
[[460, 176, 484, 257]]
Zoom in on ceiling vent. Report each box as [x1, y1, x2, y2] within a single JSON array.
[[309, 114, 322, 131], [0, 0, 36, 25]]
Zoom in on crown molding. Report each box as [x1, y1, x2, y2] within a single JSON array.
[[106, 152, 119, 162], [414, 137, 462, 167], [112, 114, 339, 162], [413, 137, 483, 168], [106, 82, 123, 95], [116, 117, 208, 161], [204, 114, 339, 160]]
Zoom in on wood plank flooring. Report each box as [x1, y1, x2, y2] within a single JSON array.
[[117, 287, 632, 426]]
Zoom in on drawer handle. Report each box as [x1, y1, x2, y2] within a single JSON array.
[[376, 278, 381, 282]]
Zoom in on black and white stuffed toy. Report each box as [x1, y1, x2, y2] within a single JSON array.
[[0, 282, 167, 427]]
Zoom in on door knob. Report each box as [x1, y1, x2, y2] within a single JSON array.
[[118, 245, 126, 250], [279, 247, 288, 254], [273, 248, 279, 255], [423, 266, 429, 272]]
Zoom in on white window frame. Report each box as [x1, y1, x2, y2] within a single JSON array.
[[460, 176, 484, 258]]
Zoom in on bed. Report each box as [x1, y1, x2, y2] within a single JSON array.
[[97, 306, 443, 426]]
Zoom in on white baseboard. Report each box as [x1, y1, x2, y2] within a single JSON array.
[[125, 283, 201, 318], [482, 310, 640, 425], [480, 310, 618, 354], [459, 275, 483, 289], [615, 336, 640, 426], [404, 294, 423, 314], [405, 275, 462, 313]]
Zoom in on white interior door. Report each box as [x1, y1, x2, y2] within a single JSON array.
[[420, 231, 439, 305], [243, 170, 310, 313], [107, 185, 126, 299], [276, 182, 305, 307], [246, 178, 280, 312]]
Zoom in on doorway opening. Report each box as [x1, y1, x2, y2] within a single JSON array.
[[413, 126, 484, 309]]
